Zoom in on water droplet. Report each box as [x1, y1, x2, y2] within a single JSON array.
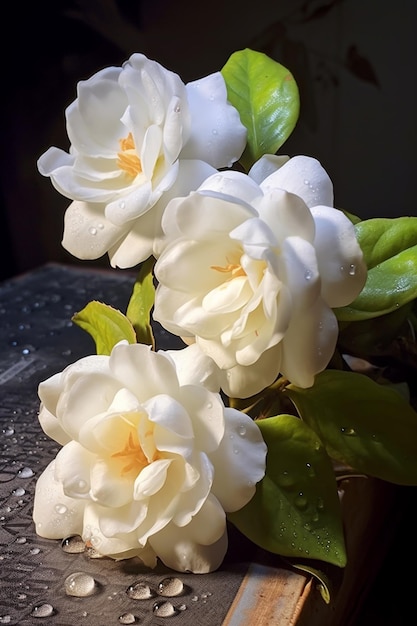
[[18, 466, 34, 478], [88, 227, 97, 236], [304, 269, 313, 281], [348, 263, 356, 276], [54, 503, 68, 515], [233, 448, 240, 454], [277, 471, 294, 488], [119, 201, 126, 209], [0, 615, 11, 624], [15, 537, 27, 544], [212, 128, 218, 135], [158, 577, 184, 597], [12, 487, 25, 497], [305, 462, 316, 478], [294, 492, 308, 510], [126, 582, 155, 600], [174, 105, 181, 113], [237, 424, 246, 437], [97, 222, 104, 230], [3, 427, 14, 437], [31, 603, 55, 618], [340, 426, 356, 436], [65, 572, 97, 597], [119, 613, 137, 624], [61, 535, 86, 554], [153, 600, 178, 617]]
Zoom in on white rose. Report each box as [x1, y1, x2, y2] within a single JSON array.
[[37, 53, 246, 269], [33, 342, 266, 574], [153, 155, 367, 398]]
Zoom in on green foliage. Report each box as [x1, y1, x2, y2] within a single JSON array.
[[286, 370, 417, 485], [336, 217, 417, 321], [126, 257, 156, 348], [228, 414, 346, 568], [72, 301, 137, 355], [221, 48, 300, 170]]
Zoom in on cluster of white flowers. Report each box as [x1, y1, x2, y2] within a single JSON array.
[[34, 52, 366, 573]]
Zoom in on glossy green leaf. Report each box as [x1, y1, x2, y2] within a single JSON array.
[[72, 301, 137, 356], [228, 414, 346, 568], [126, 257, 155, 348], [336, 217, 417, 321], [286, 370, 417, 485], [221, 48, 300, 170]]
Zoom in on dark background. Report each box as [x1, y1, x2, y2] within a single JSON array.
[[2, 0, 416, 282]]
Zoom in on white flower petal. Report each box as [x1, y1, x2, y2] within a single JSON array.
[[148, 494, 228, 573], [219, 344, 283, 398], [281, 298, 339, 387], [210, 408, 267, 511], [163, 344, 221, 392], [181, 72, 246, 168], [248, 154, 290, 184], [311, 206, 367, 307], [33, 461, 85, 540], [261, 155, 334, 208], [62, 200, 129, 261]]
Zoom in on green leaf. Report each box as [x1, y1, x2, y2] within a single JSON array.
[[221, 48, 300, 170], [126, 257, 156, 348], [72, 301, 137, 356], [228, 414, 346, 568], [286, 370, 417, 485], [336, 217, 417, 321]]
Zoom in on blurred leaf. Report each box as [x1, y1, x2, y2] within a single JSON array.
[[228, 414, 346, 567], [73, 301, 136, 355], [346, 45, 380, 87], [221, 48, 300, 170], [126, 256, 155, 348], [336, 217, 417, 321], [286, 370, 417, 485]]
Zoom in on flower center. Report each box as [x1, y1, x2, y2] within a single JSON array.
[[111, 430, 149, 476], [117, 132, 142, 177], [211, 262, 246, 278]]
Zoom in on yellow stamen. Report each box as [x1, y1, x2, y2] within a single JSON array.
[[211, 263, 246, 278], [117, 132, 142, 177], [111, 431, 149, 476]]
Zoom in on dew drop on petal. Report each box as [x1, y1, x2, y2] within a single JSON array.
[[126, 582, 155, 600], [158, 577, 184, 597], [64, 572, 97, 597], [61, 535, 86, 554], [237, 424, 246, 437], [340, 426, 356, 436], [31, 603, 55, 618], [55, 503, 68, 515], [153, 600, 178, 617], [88, 227, 97, 236]]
